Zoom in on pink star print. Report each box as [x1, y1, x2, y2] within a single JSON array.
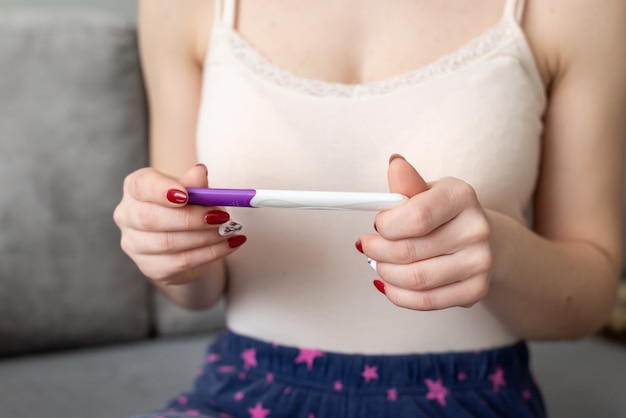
[[361, 365, 379, 383], [489, 366, 506, 393], [207, 353, 221, 363], [248, 402, 271, 418], [241, 348, 258, 370], [425, 378, 450, 407], [294, 348, 324, 371], [334, 381, 343, 392], [387, 387, 398, 401]]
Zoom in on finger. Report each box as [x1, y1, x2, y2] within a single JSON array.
[[124, 200, 229, 232], [376, 177, 479, 240], [387, 154, 428, 198], [381, 274, 489, 311], [133, 235, 247, 283], [121, 228, 228, 256], [362, 208, 490, 264], [375, 245, 492, 291], [124, 167, 190, 207], [180, 163, 210, 189]]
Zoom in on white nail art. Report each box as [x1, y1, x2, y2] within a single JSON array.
[[367, 258, 378, 272], [218, 221, 243, 237]]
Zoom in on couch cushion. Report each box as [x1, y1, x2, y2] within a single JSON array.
[[154, 292, 226, 336], [0, 11, 150, 356]]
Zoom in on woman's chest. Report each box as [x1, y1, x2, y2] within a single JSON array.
[[198, 0, 521, 84]]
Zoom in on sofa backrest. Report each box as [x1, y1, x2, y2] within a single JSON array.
[[0, 11, 150, 356], [0, 10, 623, 357]]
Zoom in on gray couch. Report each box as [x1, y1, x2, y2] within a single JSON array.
[[1, 11, 625, 418]]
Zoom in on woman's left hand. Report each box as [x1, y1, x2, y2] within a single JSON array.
[[357, 154, 493, 311]]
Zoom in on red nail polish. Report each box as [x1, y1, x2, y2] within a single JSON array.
[[167, 189, 188, 204], [204, 210, 230, 225], [373, 280, 386, 295], [355, 240, 364, 254], [228, 235, 247, 248], [373, 222, 378, 232]]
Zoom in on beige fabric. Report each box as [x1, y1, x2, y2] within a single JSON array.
[[195, 0, 546, 353]]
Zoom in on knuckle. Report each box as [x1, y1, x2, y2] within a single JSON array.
[[466, 277, 490, 303], [154, 232, 176, 253], [397, 241, 418, 263], [122, 172, 133, 193], [409, 266, 431, 290], [135, 204, 159, 231], [151, 267, 175, 283], [205, 244, 223, 264], [471, 245, 493, 274], [180, 209, 198, 230], [387, 288, 438, 311], [119, 235, 134, 255], [172, 251, 195, 272], [409, 205, 434, 235], [112, 204, 124, 227], [416, 292, 437, 311], [132, 256, 165, 281], [453, 179, 477, 204], [145, 268, 169, 283], [474, 219, 491, 243], [126, 171, 142, 197], [127, 168, 154, 202]]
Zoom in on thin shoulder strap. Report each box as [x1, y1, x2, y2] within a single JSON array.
[[214, 0, 237, 28], [504, 0, 526, 23]]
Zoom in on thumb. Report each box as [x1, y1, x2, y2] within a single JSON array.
[[387, 154, 428, 198], [180, 163, 210, 189]]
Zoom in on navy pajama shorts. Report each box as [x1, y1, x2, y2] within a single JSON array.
[[133, 330, 546, 418]]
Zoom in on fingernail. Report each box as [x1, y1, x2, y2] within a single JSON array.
[[355, 240, 364, 254], [219, 221, 243, 237], [228, 235, 247, 248], [389, 153, 406, 163], [204, 210, 230, 225], [167, 189, 188, 204], [367, 258, 377, 272], [373, 280, 386, 295]]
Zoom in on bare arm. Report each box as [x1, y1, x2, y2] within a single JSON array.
[[113, 0, 237, 310], [483, 0, 626, 339], [361, 0, 626, 340]]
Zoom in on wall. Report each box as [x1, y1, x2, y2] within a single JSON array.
[[0, 0, 136, 21]]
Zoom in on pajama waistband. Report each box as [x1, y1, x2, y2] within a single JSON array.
[[211, 330, 533, 393]]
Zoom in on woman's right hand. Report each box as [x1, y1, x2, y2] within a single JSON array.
[[113, 164, 246, 286]]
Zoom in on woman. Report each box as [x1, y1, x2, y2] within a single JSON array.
[[114, 0, 626, 416]]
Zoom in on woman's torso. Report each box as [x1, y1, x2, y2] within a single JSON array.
[[194, 0, 548, 354]]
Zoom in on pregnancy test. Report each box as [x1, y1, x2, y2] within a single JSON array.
[[186, 188, 408, 211]]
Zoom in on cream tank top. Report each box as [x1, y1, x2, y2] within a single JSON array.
[[196, 0, 546, 354]]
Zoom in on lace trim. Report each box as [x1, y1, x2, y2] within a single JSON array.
[[221, 20, 516, 98]]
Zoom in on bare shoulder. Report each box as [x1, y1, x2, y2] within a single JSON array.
[[138, 0, 214, 65], [137, 0, 215, 176], [524, 0, 626, 84]]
